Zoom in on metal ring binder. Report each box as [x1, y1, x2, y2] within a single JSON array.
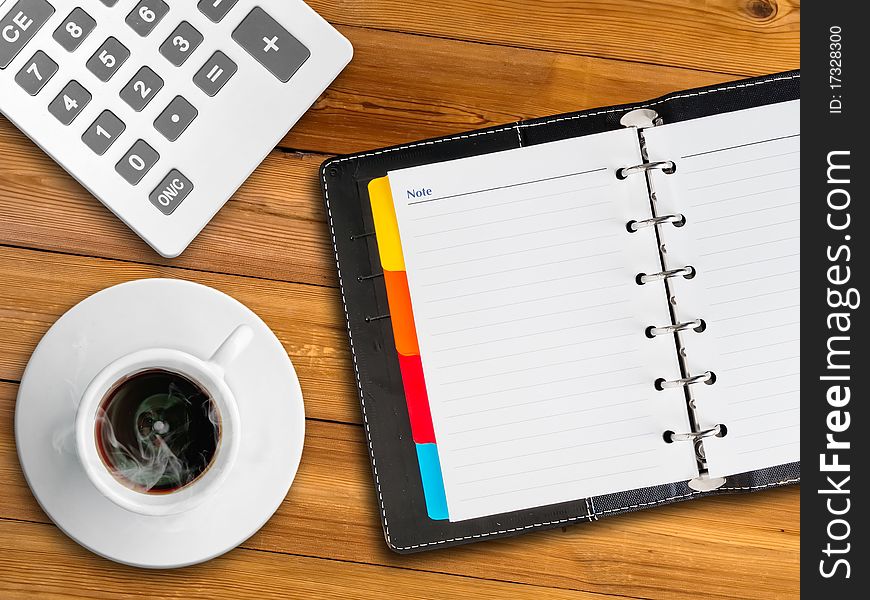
[[627, 213, 685, 232], [655, 371, 715, 390], [646, 319, 704, 338], [616, 160, 676, 179], [364, 313, 391, 323], [664, 424, 725, 443], [636, 266, 695, 285]]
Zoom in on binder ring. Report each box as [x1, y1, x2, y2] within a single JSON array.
[[655, 371, 716, 390], [646, 319, 704, 338], [616, 161, 676, 179], [664, 424, 726, 443], [364, 313, 391, 323], [627, 213, 686, 232], [636, 266, 695, 285]]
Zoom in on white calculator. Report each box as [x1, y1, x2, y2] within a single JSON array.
[[0, 0, 352, 257]]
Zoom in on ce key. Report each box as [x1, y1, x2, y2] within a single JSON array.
[[0, 0, 55, 69]]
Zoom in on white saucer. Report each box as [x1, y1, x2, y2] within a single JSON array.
[[15, 279, 305, 568]]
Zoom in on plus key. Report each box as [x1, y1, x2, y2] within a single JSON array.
[[232, 7, 310, 82]]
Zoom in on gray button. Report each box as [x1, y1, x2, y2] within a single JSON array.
[[116, 140, 159, 185], [48, 80, 91, 125], [197, 0, 238, 23], [52, 8, 96, 52], [0, 0, 55, 69], [159, 21, 202, 67], [150, 169, 193, 215], [86, 37, 129, 81], [193, 51, 236, 97], [14, 50, 57, 95], [154, 96, 197, 142], [120, 66, 163, 111], [232, 8, 310, 83], [126, 0, 169, 37], [82, 110, 125, 155], [100, 1, 119, 5]]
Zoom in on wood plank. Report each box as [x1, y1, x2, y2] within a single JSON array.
[[0, 381, 799, 599], [284, 26, 732, 155], [0, 119, 338, 288], [308, 1, 799, 77], [0, 246, 360, 425], [0, 521, 602, 600]]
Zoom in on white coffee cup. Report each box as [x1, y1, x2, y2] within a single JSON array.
[[75, 325, 253, 517]]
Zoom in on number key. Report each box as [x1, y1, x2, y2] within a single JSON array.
[[48, 80, 91, 125], [86, 37, 130, 82], [120, 66, 164, 111], [53, 8, 96, 52], [14, 50, 58, 95], [116, 140, 159, 185], [126, 0, 169, 37], [159, 21, 203, 67], [82, 110, 125, 156]]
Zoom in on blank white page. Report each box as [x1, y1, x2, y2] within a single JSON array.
[[646, 100, 800, 478], [388, 128, 698, 522]]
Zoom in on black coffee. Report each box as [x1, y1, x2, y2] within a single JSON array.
[[95, 369, 221, 494]]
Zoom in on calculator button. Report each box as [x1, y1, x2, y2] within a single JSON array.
[[159, 21, 202, 67], [99, 1, 119, 6], [150, 169, 193, 215], [126, 0, 169, 37], [154, 96, 197, 142], [82, 110, 125, 155], [14, 50, 57, 95], [116, 140, 159, 185], [0, 0, 55, 69], [52, 8, 96, 52], [120, 66, 163, 111], [48, 80, 91, 125], [197, 0, 239, 23], [86, 37, 129, 82], [193, 51, 236, 97], [232, 7, 310, 83]]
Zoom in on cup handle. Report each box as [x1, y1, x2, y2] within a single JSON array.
[[208, 325, 254, 375]]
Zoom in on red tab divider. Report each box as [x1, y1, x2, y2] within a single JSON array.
[[397, 353, 436, 444]]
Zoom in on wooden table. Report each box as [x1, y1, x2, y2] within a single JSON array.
[[0, 1, 800, 598]]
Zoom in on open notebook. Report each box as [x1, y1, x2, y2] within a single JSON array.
[[322, 72, 799, 550]]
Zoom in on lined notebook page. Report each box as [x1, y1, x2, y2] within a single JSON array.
[[646, 100, 800, 478], [388, 128, 698, 522]]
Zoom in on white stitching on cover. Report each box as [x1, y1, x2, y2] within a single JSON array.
[[321, 73, 800, 551], [589, 496, 599, 521]]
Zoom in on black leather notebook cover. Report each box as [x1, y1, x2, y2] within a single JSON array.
[[319, 71, 801, 553]]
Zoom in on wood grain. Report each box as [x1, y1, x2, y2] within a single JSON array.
[[0, 382, 800, 600], [0, 119, 339, 288], [307, 0, 800, 76], [0, 246, 360, 426], [0, 521, 604, 600], [285, 25, 733, 154]]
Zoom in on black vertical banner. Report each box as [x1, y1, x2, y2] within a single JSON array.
[[802, 2, 867, 596]]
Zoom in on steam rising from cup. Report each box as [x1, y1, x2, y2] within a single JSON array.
[[95, 370, 221, 494]]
